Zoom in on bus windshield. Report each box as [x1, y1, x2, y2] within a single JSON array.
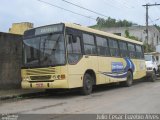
[[23, 34, 65, 68]]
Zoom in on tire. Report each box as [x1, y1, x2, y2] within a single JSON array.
[[150, 70, 156, 82], [81, 73, 93, 95], [122, 71, 133, 87]]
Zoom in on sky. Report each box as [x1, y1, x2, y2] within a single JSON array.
[[0, 0, 160, 32]]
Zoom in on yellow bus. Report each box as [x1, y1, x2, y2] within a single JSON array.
[[21, 23, 146, 95]]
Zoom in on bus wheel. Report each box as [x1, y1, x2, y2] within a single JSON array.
[[122, 71, 133, 87], [150, 71, 156, 82], [81, 73, 93, 95]]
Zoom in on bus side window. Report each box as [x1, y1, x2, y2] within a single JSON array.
[[67, 35, 82, 64], [119, 41, 128, 57], [96, 36, 109, 56], [83, 33, 97, 55], [128, 43, 136, 58], [108, 38, 120, 57], [136, 45, 143, 59]]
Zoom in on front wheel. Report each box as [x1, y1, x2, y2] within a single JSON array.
[[122, 71, 133, 87], [81, 73, 93, 95]]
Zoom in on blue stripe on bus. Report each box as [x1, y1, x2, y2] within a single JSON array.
[[99, 58, 135, 78]]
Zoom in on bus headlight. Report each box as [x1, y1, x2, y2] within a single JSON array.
[[23, 76, 30, 81]]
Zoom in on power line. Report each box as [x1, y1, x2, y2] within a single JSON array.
[[148, 16, 154, 23], [61, 0, 109, 18], [149, 17, 160, 24], [37, 0, 96, 20]]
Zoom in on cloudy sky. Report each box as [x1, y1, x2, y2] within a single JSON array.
[[0, 0, 160, 32]]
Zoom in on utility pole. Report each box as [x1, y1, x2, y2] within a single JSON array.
[[142, 3, 160, 52]]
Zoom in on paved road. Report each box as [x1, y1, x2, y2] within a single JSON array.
[[1, 79, 160, 116]]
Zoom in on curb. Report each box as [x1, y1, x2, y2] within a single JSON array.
[[0, 91, 45, 101]]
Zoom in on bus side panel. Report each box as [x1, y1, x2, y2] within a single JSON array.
[[133, 59, 146, 80], [98, 57, 128, 84], [67, 56, 98, 88], [97, 57, 109, 85], [108, 57, 127, 83], [132, 59, 138, 80]]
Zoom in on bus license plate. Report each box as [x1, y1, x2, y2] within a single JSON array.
[[36, 83, 43, 88]]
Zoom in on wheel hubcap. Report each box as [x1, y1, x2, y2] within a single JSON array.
[[86, 79, 92, 90]]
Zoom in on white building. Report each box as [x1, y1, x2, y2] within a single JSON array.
[[97, 26, 160, 50]]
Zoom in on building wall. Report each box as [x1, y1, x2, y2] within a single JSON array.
[[98, 26, 160, 50], [0, 32, 22, 89], [9, 22, 33, 35]]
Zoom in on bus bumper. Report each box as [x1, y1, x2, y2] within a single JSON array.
[[21, 80, 69, 89]]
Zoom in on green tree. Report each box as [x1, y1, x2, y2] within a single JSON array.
[[143, 43, 154, 52], [92, 17, 136, 28], [154, 24, 160, 31], [124, 30, 139, 41]]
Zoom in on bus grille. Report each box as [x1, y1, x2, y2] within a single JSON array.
[[26, 67, 56, 75], [30, 75, 51, 80]]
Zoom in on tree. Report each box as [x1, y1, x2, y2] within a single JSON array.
[[154, 24, 160, 32], [125, 30, 139, 41], [91, 17, 137, 28], [143, 43, 154, 52], [125, 29, 130, 38]]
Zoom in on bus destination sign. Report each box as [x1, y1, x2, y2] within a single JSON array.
[[35, 24, 63, 36]]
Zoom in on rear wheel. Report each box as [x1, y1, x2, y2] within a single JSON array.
[[81, 73, 93, 95], [122, 71, 133, 87]]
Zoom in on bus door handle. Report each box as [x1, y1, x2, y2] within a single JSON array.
[[85, 55, 89, 58]]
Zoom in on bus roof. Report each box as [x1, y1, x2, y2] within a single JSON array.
[[64, 23, 143, 45]]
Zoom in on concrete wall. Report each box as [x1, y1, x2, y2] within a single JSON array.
[[9, 22, 33, 35], [0, 32, 22, 89]]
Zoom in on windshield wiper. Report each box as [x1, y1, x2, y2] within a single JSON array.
[[42, 38, 47, 55], [52, 35, 61, 51], [39, 38, 47, 65]]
